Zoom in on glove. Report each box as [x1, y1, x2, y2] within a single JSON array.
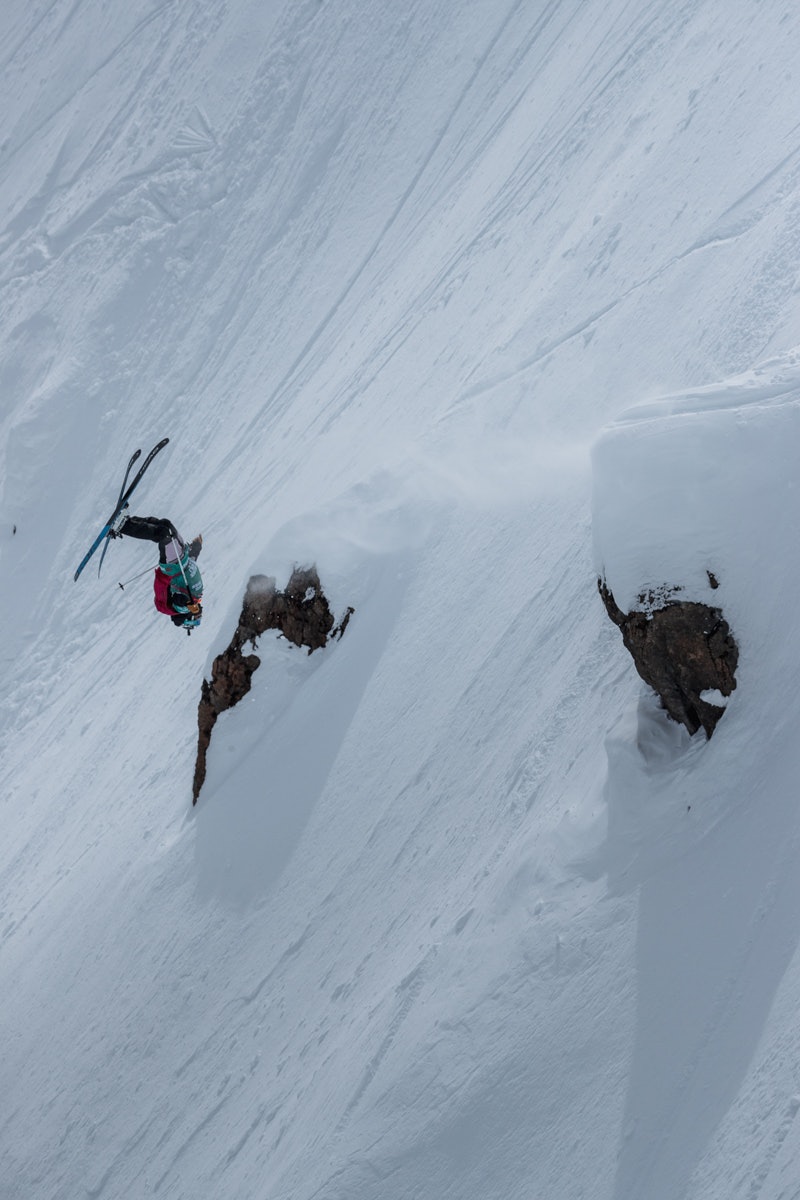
[[186, 600, 202, 615]]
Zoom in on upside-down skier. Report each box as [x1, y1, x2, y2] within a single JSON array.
[[111, 515, 204, 630]]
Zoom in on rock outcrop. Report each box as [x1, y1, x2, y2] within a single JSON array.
[[193, 567, 353, 804], [599, 579, 738, 738]]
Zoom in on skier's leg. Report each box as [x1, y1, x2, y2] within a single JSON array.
[[157, 524, 186, 564], [118, 515, 175, 544], [159, 533, 186, 563], [118, 514, 186, 566]]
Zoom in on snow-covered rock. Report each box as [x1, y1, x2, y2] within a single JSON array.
[[598, 579, 738, 737]]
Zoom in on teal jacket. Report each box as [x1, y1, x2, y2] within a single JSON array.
[[161, 550, 203, 613]]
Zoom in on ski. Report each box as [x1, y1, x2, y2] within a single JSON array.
[[119, 438, 169, 508], [94, 447, 142, 577], [95, 439, 170, 576], [117, 448, 142, 508], [73, 438, 170, 581]]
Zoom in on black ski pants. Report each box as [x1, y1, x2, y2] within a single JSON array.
[[119, 515, 181, 561]]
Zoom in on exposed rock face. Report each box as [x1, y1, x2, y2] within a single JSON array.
[[598, 579, 738, 738], [193, 567, 353, 805]]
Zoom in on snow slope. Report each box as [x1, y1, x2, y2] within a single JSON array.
[[594, 356, 800, 1200], [3, 1, 800, 1197]]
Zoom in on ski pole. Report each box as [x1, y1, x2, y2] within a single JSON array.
[[118, 564, 157, 590], [170, 536, 194, 598]]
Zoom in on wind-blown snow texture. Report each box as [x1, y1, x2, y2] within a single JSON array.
[[2, 2, 800, 1198]]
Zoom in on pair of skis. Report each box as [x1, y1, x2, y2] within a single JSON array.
[[73, 438, 169, 581]]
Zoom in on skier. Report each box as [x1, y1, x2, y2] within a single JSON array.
[[111, 515, 203, 629]]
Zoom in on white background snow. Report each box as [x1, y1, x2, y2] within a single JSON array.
[[2, 2, 800, 1197]]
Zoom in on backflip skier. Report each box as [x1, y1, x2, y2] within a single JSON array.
[[111, 515, 203, 630]]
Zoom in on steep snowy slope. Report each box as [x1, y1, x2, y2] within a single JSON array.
[[594, 355, 800, 1200], [2, 2, 800, 1198]]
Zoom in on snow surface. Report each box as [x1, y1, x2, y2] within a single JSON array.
[[3, 2, 800, 1197]]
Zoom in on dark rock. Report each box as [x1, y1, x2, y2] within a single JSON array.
[[332, 606, 354, 640], [598, 578, 738, 738], [192, 567, 352, 804]]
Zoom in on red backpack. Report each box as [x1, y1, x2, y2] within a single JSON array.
[[153, 567, 175, 614]]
